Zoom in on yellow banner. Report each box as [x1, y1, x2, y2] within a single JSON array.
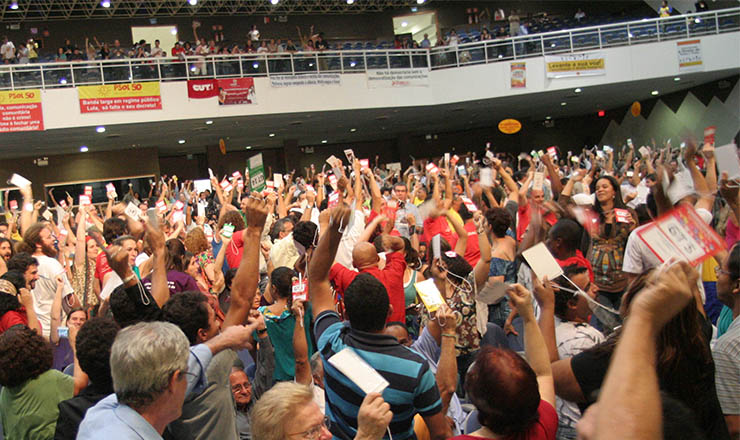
[[78, 82, 161, 99], [546, 58, 604, 72], [0, 89, 42, 105]]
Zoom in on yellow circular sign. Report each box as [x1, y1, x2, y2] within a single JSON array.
[[498, 119, 522, 134], [630, 101, 641, 117], [219, 138, 226, 155]]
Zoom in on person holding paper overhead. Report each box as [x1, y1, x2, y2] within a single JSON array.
[[449, 283, 557, 439], [309, 205, 452, 440]]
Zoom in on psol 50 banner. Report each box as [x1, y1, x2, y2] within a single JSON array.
[[0, 89, 43, 132], [78, 82, 162, 113]]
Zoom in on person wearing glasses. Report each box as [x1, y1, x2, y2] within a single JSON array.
[[251, 381, 392, 440]]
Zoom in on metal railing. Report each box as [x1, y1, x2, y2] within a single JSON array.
[[0, 7, 737, 90]]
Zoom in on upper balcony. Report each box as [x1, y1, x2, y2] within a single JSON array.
[[1, 7, 738, 90]]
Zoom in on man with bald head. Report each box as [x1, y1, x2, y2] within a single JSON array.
[[329, 233, 407, 323]]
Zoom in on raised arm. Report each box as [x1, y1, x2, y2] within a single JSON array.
[[291, 299, 312, 385], [144, 222, 169, 308], [541, 154, 563, 196], [224, 194, 270, 329], [472, 212, 492, 288], [444, 208, 468, 256], [308, 205, 352, 318], [594, 262, 696, 440], [507, 284, 555, 406]]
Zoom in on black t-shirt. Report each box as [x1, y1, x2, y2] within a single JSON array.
[[571, 316, 730, 440]]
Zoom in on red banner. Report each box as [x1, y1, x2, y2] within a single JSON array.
[[217, 78, 256, 105], [78, 83, 162, 113], [0, 90, 44, 132], [187, 79, 219, 99]]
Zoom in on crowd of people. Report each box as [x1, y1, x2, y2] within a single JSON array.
[[0, 136, 738, 440]]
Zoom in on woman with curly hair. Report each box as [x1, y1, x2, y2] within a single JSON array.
[[0, 326, 79, 439]]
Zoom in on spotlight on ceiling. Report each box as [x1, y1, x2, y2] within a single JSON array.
[[80, 145, 89, 152], [270, 0, 279, 5], [9, 1, 18, 10], [101, 0, 111, 7], [188, 0, 197, 5]]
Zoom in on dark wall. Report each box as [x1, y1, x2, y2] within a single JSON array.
[[0, 147, 160, 197]]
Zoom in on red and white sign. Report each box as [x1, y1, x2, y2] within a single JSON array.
[[232, 170, 243, 180], [156, 200, 167, 214], [78, 83, 162, 113], [328, 191, 339, 208], [0, 90, 44, 133], [220, 179, 233, 193], [426, 163, 439, 174], [84, 186, 93, 196], [292, 276, 308, 301], [450, 155, 459, 166], [636, 204, 724, 266], [9, 200, 18, 211], [237, 179, 244, 190], [461, 196, 478, 212], [59, 200, 67, 209], [187, 79, 219, 99], [217, 78, 256, 106], [704, 126, 716, 145], [328, 174, 338, 187], [173, 200, 184, 211], [359, 159, 370, 169], [614, 208, 631, 223], [79, 195, 91, 206], [106, 183, 116, 197], [547, 146, 558, 158]]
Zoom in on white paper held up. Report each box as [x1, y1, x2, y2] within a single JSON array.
[[522, 242, 563, 281], [327, 348, 389, 395]]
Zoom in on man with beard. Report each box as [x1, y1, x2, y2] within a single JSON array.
[[17, 223, 76, 338], [229, 367, 254, 439], [7, 252, 39, 290]]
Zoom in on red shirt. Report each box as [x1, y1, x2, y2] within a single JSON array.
[[451, 400, 557, 440], [0, 309, 28, 334], [463, 222, 480, 267], [422, 216, 457, 249], [95, 249, 112, 281], [225, 230, 244, 269], [517, 203, 557, 242], [329, 252, 407, 323], [171, 46, 185, 57]]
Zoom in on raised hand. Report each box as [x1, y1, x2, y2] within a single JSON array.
[[636, 261, 698, 329], [356, 393, 393, 440], [507, 283, 535, 320], [244, 193, 269, 231]]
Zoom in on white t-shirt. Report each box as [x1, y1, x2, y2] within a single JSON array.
[[334, 209, 367, 270], [32, 255, 74, 338], [622, 224, 662, 275], [555, 320, 604, 429], [248, 29, 260, 41], [1, 41, 15, 60]]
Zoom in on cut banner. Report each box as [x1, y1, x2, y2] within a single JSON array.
[[0, 89, 43, 132], [545, 52, 605, 78], [78, 82, 162, 113]]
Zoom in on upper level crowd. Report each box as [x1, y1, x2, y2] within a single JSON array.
[[0, 129, 738, 439], [0, 0, 715, 65]]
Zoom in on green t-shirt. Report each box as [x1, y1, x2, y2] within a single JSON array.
[[257, 303, 314, 382], [0, 369, 75, 440]]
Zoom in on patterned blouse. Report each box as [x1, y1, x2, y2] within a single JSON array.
[[423, 272, 480, 356], [72, 259, 98, 309]]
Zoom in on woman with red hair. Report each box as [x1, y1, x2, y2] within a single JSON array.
[[451, 284, 557, 439]]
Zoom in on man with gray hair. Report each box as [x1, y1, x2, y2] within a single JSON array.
[[77, 321, 255, 439]]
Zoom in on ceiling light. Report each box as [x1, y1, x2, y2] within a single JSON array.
[[253, 62, 259, 69], [100, 0, 110, 7], [80, 146, 89, 152], [321, 140, 328, 144], [349, 61, 356, 67], [9, 2, 18, 10], [401, 21, 408, 27], [545, 116, 552, 120], [346, 0, 354, 4], [628, 33, 634, 38], [574, 88, 582, 93], [270, 0, 279, 4], [59, 77, 67, 84], [246, 146, 252, 149], [674, 77, 681, 81], [268, 133, 275, 137], [205, 120, 213, 125], [170, 28, 177, 35], [416, 0, 425, 4], [350, 128, 357, 132], [410, 6, 418, 12], [178, 139, 186, 144], [96, 126, 106, 133], [651, 90, 659, 96], [560, 102, 567, 106], [694, 18, 701, 23], [188, 0, 197, 5]]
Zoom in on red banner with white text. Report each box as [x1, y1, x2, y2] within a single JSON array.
[[217, 78, 256, 105], [187, 79, 219, 99], [0, 90, 44, 132]]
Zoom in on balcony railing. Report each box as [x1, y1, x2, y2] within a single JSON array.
[[0, 7, 737, 91]]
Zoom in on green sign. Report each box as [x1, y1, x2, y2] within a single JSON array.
[[248, 153, 265, 192]]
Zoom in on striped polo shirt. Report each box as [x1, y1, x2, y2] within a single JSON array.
[[315, 310, 442, 440], [713, 314, 740, 415]]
